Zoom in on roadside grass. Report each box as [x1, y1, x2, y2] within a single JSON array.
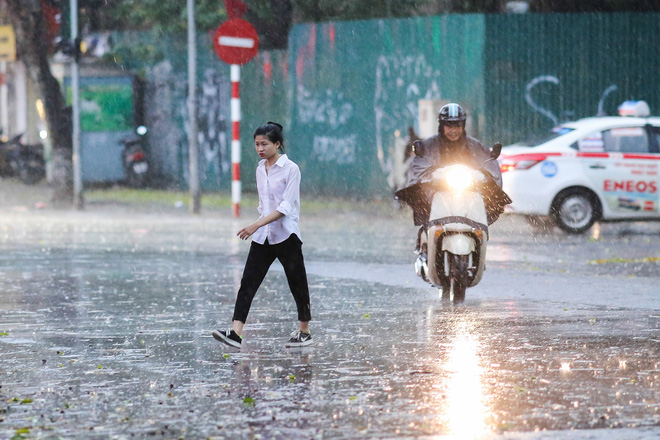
[[0, 179, 404, 217], [85, 187, 404, 217], [85, 188, 257, 211]]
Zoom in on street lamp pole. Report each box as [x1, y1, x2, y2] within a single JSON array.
[[187, 0, 201, 214]]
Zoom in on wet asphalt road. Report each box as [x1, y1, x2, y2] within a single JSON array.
[[0, 200, 659, 439]]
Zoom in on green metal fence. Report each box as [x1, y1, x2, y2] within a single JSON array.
[[109, 12, 660, 198], [287, 12, 660, 198], [287, 15, 485, 197], [484, 13, 660, 145]]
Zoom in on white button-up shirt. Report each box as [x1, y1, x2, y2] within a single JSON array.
[[252, 154, 302, 245]]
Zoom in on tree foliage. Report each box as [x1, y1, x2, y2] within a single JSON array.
[[530, 0, 660, 13], [243, 0, 292, 49], [46, 0, 223, 34], [88, 0, 226, 33], [68, 0, 660, 50], [289, 0, 505, 21]]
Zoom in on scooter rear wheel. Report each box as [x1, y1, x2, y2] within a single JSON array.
[[17, 154, 45, 185], [126, 162, 148, 188]]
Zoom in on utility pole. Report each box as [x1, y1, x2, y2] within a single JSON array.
[[187, 0, 201, 214], [71, 0, 83, 209]]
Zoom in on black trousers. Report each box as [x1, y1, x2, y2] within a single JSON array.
[[232, 234, 312, 323]]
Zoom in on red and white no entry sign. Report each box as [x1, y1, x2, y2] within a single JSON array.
[[214, 19, 259, 66]]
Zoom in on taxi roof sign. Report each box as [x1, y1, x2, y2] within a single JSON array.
[[0, 25, 16, 62], [618, 100, 650, 118]]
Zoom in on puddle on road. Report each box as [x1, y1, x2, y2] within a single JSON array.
[[0, 214, 658, 438]]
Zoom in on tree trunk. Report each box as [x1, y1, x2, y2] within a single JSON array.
[[3, 0, 74, 206], [247, 0, 292, 49]]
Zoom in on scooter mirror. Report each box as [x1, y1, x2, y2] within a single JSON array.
[[491, 142, 502, 159], [412, 140, 425, 158]]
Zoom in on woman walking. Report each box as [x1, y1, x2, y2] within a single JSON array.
[[212, 122, 312, 349]]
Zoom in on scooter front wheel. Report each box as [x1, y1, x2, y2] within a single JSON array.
[[440, 253, 469, 304], [440, 278, 451, 301], [450, 277, 467, 304]]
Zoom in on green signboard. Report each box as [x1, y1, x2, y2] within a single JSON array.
[[66, 77, 134, 132]]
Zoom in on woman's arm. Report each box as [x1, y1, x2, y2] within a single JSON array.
[[238, 164, 300, 240], [275, 165, 301, 217], [237, 210, 284, 240]]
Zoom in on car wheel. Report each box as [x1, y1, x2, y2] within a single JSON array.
[[551, 188, 600, 234]]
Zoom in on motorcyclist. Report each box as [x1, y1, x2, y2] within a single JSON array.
[[395, 102, 508, 226]]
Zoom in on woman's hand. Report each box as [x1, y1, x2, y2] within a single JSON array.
[[236, 211, 284, 241], [237, 223, 259, 240]]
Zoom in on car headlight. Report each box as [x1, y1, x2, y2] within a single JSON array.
[[445, 165, 473, 191]]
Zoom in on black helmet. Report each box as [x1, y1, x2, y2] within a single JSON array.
[[438, 103, 467, 125]]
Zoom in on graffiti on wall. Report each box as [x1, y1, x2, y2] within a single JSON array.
[[297, 86, 353, 125], [374, 54, 442, 187], [198, 69, 231, 178], [525, 75, 620, 125], [296, 85, 357, 164], [597, 85, 618, 116], [148, 60, 232, 187], [175, 67, 231, 186], [525, 75, 561, 127], [312, 134, 357, 164]]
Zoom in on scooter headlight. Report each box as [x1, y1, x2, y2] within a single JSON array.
[[445, 165, 473, 191]]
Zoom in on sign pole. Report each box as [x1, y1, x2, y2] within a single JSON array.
[[213, 17, 258, 218], [231, 64, 241, 218]]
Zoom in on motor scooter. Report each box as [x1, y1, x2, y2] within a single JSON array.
[[0, 133, 46, 185], [407, 142, 510, 303], [120, 125, 149, 188]]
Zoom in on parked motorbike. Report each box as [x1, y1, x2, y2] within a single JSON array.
[[402, 142, 510, 303], [0, 133, 46, 185], [120, 126, 149, 188]]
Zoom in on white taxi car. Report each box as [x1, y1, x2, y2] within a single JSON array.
[[499, 101, 660, 234]]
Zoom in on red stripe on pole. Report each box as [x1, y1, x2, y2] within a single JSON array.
[[230, 65, 241, 218]]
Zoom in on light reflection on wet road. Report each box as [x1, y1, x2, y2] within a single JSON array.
[[438, 319, 487, 439], [0, 209, 658, 439]]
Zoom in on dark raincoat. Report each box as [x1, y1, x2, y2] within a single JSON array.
[[394, 133, 511, 226]]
